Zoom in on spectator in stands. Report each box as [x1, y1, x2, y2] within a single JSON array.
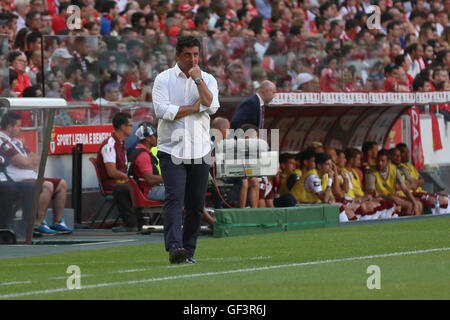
[[405, 43, 425, 78], [364, 149, 422, 216], [51, 2, 70, 34], [13, 0, 30, 32], [100, 0, 120, 35], [384, 63, 400, 92], [25, 10, 41, 32], [319, 55, 340, 91], [96, 112, 137, 232], [0, 111, 72, 235], [9, 51, 31, 97]]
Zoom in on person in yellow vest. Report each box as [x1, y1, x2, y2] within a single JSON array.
[[342, 148, 397, 219], [278, 152, 302, 197], [395, 143, 449, 213], [290, 152, 351, 222], [289, 148, 316, 202], [364, 149, 422, 216]]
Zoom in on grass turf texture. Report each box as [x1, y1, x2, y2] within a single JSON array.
[[0, 218, 449, 300]]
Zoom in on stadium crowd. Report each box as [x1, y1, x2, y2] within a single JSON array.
[[0, 0, 450, 236], [0, 0, 448, 124]]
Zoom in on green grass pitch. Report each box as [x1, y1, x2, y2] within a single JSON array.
[[0, 218, 449, 300]]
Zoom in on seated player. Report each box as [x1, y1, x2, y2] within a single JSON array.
[[395, 143, 449, 213], [340, 148, 396, 220], [364, 149, 422, 216], [0, 112, 72, 235], [290, 152, 351, 222]]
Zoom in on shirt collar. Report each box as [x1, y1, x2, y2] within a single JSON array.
[[0, 131, 12, 142], [174, 63, 187, 78], [136, 143, 150, 152], [256, 93, 264, 107], [112, 132, 124, 145]]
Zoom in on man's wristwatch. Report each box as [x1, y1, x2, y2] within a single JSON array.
[[194, 77, 204, 85]]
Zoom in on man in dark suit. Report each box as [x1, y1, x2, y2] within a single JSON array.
[[230, 80, 277, 130], [229, 80, 277, 208]]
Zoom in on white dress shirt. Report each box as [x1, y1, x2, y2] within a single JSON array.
[[152, 63, 220, 159]]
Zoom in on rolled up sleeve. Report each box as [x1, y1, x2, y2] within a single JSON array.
[[152, 73, 180, 121], [199, 76, 220, 115]]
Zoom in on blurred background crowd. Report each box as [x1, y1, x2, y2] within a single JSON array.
[[0, 0, 449, 125]]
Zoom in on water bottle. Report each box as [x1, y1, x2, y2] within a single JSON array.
[[434, 196, 440, 215]]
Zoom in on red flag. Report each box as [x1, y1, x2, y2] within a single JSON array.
[[409, 106, 424, 171], [429, 112, 443, 151]]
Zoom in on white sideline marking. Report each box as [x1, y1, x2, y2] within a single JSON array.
[[0, 247, 448, 299], [72, 239, 136, 246], [0, 281, 32, 286]]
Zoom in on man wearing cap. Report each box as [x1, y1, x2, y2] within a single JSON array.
[[152, 36, 220, 264], [128, 122, 165, 202], [296, 73, 315, 91], [178, 3, 195, 29]]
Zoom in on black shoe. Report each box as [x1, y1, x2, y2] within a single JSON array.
[[112, 226, 138, 233], [185, 257, 197, 264], [169, 247, 187, 264]]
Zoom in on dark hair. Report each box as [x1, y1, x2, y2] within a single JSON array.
[[26, 31, 41, 48], [299, 147, 316, 164], [388, 147, 400, 159], [26, 10, 40, 24], [315, 152, 331, 165], [377, 149, 390, 159], [194, 13, 209, 27], [395, 54, 406, 66], [362, 141, 376, 154], [59, 2, 70, 11], [236, 7, 248, 21], [176, 36, 201, 54], [319, 1, 333, 16], [412, 75, 427, 91], [405, 43, 419, 55], [131, 11, 145, 28], [345, 19, 360, 31], [8, 50, 23, 63], [396, 143, 408, 150], [71, 85, 88, 101], [1, 112, 22, 130], [23, 85, 42, 97], [345, 148, 360, 161], [279, 153, 296, 164], [103, 1, 117, 13], [112, 112, 131, 130], [9, 69, 18, 85]]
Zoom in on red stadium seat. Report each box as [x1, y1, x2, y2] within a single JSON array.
[[128, 178, 164, 226], [88, 157, 118, 229]]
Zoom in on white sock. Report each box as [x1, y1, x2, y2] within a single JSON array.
[[339, 211, 349, 223]]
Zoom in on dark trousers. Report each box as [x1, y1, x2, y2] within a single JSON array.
[[158, 151, 210, 258], [274, 193, 297, 207], [112, 183, 136, 227], [0, 181, 34, 236]]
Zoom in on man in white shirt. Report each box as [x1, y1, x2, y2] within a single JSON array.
[[13, 0, 30, 32], [152, 36, 220, 264]]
